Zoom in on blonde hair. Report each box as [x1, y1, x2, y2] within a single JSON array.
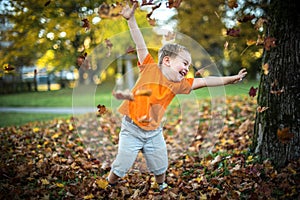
[[158, 43, 190, 65]]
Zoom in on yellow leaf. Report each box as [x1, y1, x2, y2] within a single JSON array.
[[33, 127, 40, 133], [246, 39, 256, 46], [196, 176, 203, 183], [51, 132, 61, 139], [84, 194, 94, 199], [69, 124, 74, 131], [96, 178, 109, 189], [56, 183, 64, 188], [246, 156, 253, 163], [41, 179, 50, 185], [27, 177, 35, 181], [200, 192, 207, 200]]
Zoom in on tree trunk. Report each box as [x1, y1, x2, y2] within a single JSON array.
[[252, 0, 300, 168]]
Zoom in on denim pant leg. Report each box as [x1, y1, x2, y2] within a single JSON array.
[[143, 128, 168, 176], [111, 119, 143, 178]]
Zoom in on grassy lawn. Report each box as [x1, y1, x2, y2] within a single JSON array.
[[0, 113, 71, 127], [0, 80, 258, 127]]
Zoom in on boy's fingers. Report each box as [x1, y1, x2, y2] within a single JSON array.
[[132, 1, 138, 10]]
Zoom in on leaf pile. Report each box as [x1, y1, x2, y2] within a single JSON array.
[[1, 96, 299, 199]]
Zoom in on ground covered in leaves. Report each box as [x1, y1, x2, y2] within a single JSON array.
[[1, 96, 299, 199]]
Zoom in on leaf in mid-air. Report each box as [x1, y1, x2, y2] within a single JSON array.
[[248, 86, 258, 97]]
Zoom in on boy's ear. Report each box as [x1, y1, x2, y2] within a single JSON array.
[[162, 56, 171, 67]]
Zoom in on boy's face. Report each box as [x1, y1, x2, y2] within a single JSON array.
[[165, 50, 192, 81]]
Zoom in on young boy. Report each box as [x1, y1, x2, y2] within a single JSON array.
[[108, 3, 247, 191]]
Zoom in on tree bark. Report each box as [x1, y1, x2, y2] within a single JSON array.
[[252, 0, 300, 168]]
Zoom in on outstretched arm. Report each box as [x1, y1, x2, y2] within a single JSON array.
[[121, 3, 148, 64], [191, 68, 247, 90]]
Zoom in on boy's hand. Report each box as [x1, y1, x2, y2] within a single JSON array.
[[120, 2, 138, 20], [113, 89, 134, 101], [238, 68, 247, 80], [233, 68, 247, 83]]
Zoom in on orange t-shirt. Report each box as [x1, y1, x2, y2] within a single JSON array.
[[118, 53, 194, 130]]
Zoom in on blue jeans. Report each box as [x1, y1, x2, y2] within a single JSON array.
[[111, 116, 168, 177]]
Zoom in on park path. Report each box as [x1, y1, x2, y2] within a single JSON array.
[[0, 107, 95, 114]]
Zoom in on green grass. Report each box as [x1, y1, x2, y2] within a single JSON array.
[[0, 80, 259, 127], [0, 112, 71, 127], [0, 83, 114, 107]]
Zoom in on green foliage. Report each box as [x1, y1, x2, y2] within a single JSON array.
[[1, 0, 150, 71], [175, 0, 264, 78]]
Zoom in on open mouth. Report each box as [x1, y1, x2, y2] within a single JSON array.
[[179, 70, 187, 77]]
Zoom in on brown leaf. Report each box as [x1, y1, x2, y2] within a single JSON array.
[[238, 15, 255, 23], [141, 0, 155, 6], [97, 104, 107, 115], [256, 106, 269, 113], [147, 18, 156, 26], [277, 127, 293, 143], [167, 0, 182, 8], [105, 38, 113, 57], [81, 18, 90, 31], [264, 37, 276, 51], [3, 63, 15, 71], [256, 34, 264, 46], [44, 0, 51, 7], [98, 2, 111, 18], [226, 28, 240, 37], [164, 31, 176, 41], [112, 89, 134, 101], [270, 87, 284, 96], [228, 0, 238, 9], [134, 89, 152, 96], [126, 45, 136, 54], [262, 63, 269, 75], [248, 86, 258, 97], [255, 18, 268, 30]]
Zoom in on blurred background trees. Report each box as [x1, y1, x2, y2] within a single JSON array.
[[0, 0, 263, 92], [0, 0, 150, 92], [175, 0, 263, 79]]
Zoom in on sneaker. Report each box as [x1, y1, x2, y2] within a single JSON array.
[[158, 182, 168, 191], [106, 177, 117, 187]]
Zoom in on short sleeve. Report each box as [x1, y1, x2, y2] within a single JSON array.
[[178, 78, 194, 94], [137, 54, 156, 72]]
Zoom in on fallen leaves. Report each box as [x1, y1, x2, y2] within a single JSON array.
[[0, 96, 299, 199]]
